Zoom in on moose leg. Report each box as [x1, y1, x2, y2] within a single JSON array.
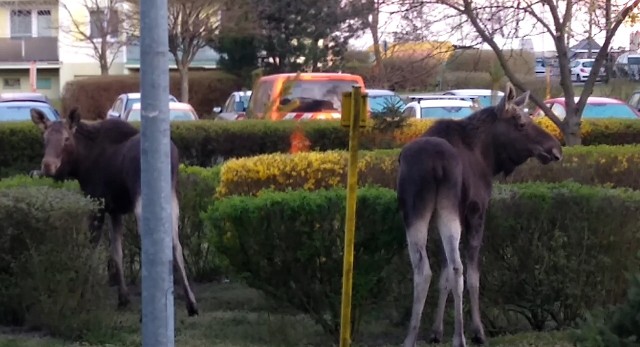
[[89, 209, 106, 246], [402, 210, 434, 347], [436, 204, 466, 347], [110, 213, 130, 308], [428, 245, 452, 344], [466, 207, 487, 345], [171, 192, 199, 316]]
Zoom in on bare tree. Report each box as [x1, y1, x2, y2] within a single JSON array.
[[167, 0, 221, 103], [425, 0, 640, 145], [59, 0, 134, 75]]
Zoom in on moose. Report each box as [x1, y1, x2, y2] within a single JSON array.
[[397, 83, 563, 347], [30, 107, 198, 317]]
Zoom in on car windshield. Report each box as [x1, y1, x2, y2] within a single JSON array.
[[280, 80, 359, 111], [582, 103, 638, 119], [420, 106, 475, 119], [369, 95, 407, 112], [125, 95, 179, 112], [0, 104, 57, 122], [475, 95, 502, 107], [239, 94, 251, 108], [127, 109, 196, 121]]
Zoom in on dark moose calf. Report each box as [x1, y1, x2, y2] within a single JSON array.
[[30, 107, 199, 317], [397, 83, 562, 347]]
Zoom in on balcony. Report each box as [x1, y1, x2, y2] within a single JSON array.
[[125, 42, 220, 69], [0, 37, 59, 65]]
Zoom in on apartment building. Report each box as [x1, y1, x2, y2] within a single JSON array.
[[0, 0, 220, 100]]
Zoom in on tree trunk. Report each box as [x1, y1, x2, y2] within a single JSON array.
[[100, 61, 110, 75], [562, 108, 582, 146], [179, 66, 189, 103], [369, 3, 385, 87]]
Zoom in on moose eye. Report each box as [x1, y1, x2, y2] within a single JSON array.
[[63, 136, 71, 143]]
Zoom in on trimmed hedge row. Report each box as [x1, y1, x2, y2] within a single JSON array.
[[206, 183, 640, 339], [0, 185, 114, 341], [3, 118, 640, 177], [0, 165, 227, 284], [60, 71, 242, 120], [216, 145, 640, 197]]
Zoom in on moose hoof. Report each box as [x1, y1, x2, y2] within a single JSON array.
[[471, 333, 487, 345], [187, 302, 199, 317], [117, 294, 131, 309], [428, 330, 443, 344]]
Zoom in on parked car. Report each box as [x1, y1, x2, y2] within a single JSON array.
[[123, 102, 199, 122], [627, 89, 640, 112], [570, 58, 606, 82], [532, 97, 640, 120], [0, 92, 52, 105], [107, 92, 179, 119], [247, 72, 365, 121], [535, 58, 547, 76], [402, 99, 478, 119], [213, 90, 252, 121], [442, 89, 505, 108], [0, 100, 60, 122], [366, 89, 406, 113]]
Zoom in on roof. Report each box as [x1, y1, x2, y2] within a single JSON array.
[[130, 101, 195, 110], [570, 38, 601, 52], [0, 92, 49, 103], [545, 96, 625, 105], [444, 89, 505, 96], [257, 72, 363, 82], [367, 89, 396, 96], [417, 99, 475, 107]]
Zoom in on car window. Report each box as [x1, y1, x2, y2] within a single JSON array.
[[402, 105, 416, 118], [582, 103, 638, 119], [551, 103, 566, 120], [582, 61, 594, 68], [247, 81, 274, 117], [0, 104, 57, 122], [127, 109, 196, 121], [223, 95, 235, 113]]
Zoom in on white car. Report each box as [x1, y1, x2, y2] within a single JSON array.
[[570, 58, 606, 82], [213, 90, 252, 121], [402, 99, 479, 119], [123, 102, 199, 122], [107, 92, 179, 119], [443, 89, 505, 108]]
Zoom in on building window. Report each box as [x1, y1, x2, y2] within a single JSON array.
[[89, 8, 120, 40], [10, 9, 53, 38], [3, 78, 22, 90], [10, 10, 32, 38], [36, 77, 52, 90]]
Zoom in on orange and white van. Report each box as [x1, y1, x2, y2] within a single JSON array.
[[246, 72, 366, 121]]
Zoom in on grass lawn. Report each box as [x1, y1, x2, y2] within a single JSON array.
[[0, 282, 576, 347]]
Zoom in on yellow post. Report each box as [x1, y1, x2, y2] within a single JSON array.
[[338, 85, 365, 347], [546, 65, 551, 99]]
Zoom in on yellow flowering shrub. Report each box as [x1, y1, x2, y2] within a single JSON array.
[[216, 150, 398, 198], [218, 145, 640, 198]]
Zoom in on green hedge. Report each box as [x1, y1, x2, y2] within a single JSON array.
[[205, 182, 640, 340], [0, 185, 115, 341], [0, 164, 226, 284], [216, 145, 640, 198], [4, 118, 640, 177]]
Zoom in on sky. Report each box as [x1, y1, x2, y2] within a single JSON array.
[[349, 3, 640, 52]]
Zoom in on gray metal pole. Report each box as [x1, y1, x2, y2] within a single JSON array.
[[139, 0, 175, 345]]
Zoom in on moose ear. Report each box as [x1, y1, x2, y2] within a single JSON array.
[[30, 108, 50, 131], [497, 82, 517, 116], [66, 107, 81, 131], [513, 90, 530, 108]]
